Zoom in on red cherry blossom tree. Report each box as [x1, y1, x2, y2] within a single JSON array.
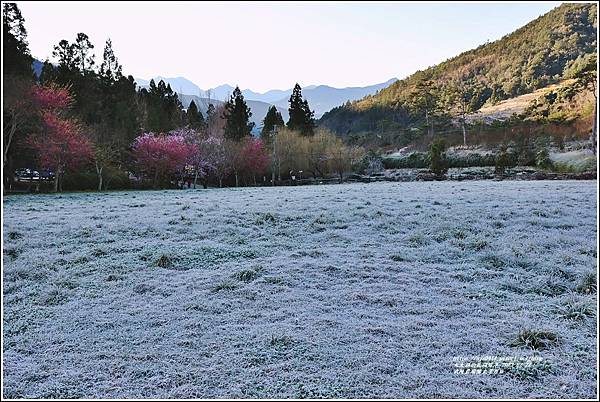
[[30, 83, 73, 111], [26, 84, 93, 192], [238, 138, 270, 185]]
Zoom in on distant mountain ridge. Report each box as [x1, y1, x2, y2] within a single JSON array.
[[271, 79, 398, 118], [134, 77, 398, 118]]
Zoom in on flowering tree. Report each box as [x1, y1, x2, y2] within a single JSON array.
[[30, 83, 73, 111], [172, 128, 216, 189], [26, 84, 93, 192], [225, 140, 244, 187], [223, 138, 271, 187], [238, 138, 270, 185], [131, 132, 196, 188], [5, 83, 72, 176]]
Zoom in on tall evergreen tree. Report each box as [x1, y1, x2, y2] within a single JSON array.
[[141, 79, 184, 132], [222, 86, 254, 141], [408, 80, 441, 137], [206, 103, 217, 135], [52, 39, 76, 70], [287, 83, 315, 136], [261, 105, 284, 143], [99, 38, 122, 82], [2, 3, 32, 77], [73, 33, 95, 75], [301, 99, 315, 136], [186, 100, 206, 130], [3, 3, 34, 188]]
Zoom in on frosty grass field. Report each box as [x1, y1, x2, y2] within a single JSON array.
[[2, 180, 597, 398]]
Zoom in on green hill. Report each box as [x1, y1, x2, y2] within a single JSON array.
[[319, 3, 597, 143]]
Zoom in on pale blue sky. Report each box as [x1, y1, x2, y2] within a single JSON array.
[[17, 1, 562, 92]]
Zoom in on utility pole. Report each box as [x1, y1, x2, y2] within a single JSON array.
[[271, 125, 279, 185]]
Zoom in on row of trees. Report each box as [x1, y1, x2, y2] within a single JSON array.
[[268, 128, 364, 182], [3, 3, 362, 192], [8, 76, 363, 192], [130, 126, 364, 190], [131, 128, 269, 189]]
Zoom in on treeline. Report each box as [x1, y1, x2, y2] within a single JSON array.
[[319, 3, 597, 147], [3, 3, 368, 192]]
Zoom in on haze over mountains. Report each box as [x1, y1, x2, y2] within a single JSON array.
[[134, 77, 398, 122]]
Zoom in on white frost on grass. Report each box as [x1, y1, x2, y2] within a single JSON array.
[[2, 181, 598, 398]]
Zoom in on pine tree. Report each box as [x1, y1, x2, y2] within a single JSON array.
[[72, 33, 95, 75], [261, 105, 284, 144], [287, 83, 314, 136], [223, 86, 255, 141], [409, 80, 441, 136], [287, 83, 304, 131], [99, 38, 122, 82], [2, 3, 32, 77], [301, 99, 315, 136], [187, 100, 206, 130], [142, 79, 184, 132], [52, 39, 76, 70], [206, 103, 217, 135]]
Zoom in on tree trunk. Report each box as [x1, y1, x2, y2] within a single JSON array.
[[4, 154, 14, 193], [153, 169, 159, 189], [53, 166, 60, 192], [95, 161, 103, 192], [193, 169, 199, 189], [235, 172, 239, 187], [462, 120, 467, 147], [339, 172, 343, 183], [219, 178, 223, 188], [3, 109, 17, 170], [592, 97, 597, 155]]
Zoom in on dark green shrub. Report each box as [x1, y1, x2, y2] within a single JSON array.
[[103, 168, 133, 190], [427, 137, 449, 176], [495, 144, 516, 174], [358, 149, 385, 174], [535, 137, 553, 169], [61, 172, 98, 191]]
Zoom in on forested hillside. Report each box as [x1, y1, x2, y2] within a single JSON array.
[[319, 3, 597, 144]]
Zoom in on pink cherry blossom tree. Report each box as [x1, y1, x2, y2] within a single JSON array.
[[131, 132, 196, 189], [171, 128, 216, 189]]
